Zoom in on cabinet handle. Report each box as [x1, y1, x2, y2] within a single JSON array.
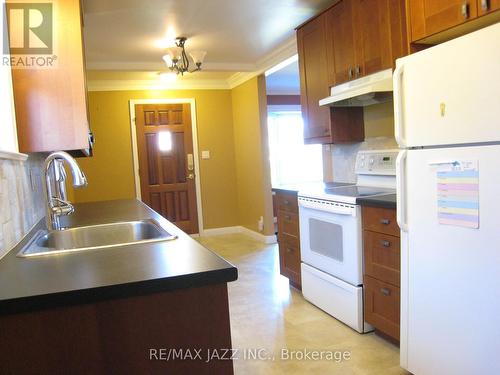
[[380, 288, 391, 296], [283, 200, 290, 205], [286, 247, 294, 253], [380, 240, 391, 248], [355, 65, 361, 76], [380, 218, 390, 225], [461, 2, 469, 18], [481, 0, 489, 11], [348, 67, 353, 79], [285, 215, 291, 221]]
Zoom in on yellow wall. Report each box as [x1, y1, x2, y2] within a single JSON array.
[[72, 89, 239, 230], [231, 76, 274, 235], [363, 101, 395, 137]]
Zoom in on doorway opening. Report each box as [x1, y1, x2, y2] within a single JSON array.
[[129, 99, 203, 234]]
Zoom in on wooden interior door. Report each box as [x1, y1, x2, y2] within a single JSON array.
[[135, 103, 199, 234]]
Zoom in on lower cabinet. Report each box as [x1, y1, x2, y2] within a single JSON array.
[[362, 205, 400, 341], [274, 190, 302, 289]]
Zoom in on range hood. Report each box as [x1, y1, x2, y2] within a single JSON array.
[[319, 68, 393, 107]]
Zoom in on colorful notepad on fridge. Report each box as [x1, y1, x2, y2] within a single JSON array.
[[436, 161, 479, 229]]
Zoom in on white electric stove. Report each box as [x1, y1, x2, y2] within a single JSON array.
[[297, 149, 398, 333]]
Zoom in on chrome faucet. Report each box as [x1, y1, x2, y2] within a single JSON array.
[[42, 151, 87, 231]]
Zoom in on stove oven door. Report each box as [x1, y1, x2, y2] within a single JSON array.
[[298, 202, 362, 286]]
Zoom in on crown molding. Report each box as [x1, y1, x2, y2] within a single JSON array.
[[227, 36, 297, 89], [87, 79, 231, 92], [86, 36, 298, 92], [86, 61, 256, 72]]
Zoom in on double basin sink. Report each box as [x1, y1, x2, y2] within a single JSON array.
[[18, 219, 177, 258]]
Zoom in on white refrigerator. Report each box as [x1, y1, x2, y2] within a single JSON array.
[[394, 23, 500, 375]]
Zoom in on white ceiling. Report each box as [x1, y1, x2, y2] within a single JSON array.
[[83, 0, 332, 72], [266, 60, 300, 95]]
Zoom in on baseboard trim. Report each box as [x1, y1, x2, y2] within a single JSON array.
[[201, 226, 277, 244]]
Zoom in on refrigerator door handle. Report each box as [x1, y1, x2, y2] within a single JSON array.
[[394, 63, 406, 148], [396, 150, 408, 232]]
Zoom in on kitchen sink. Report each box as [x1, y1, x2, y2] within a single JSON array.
[[17, 219, 177, 257]]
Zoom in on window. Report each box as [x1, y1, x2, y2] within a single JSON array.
[[267, 111, 323, 186]]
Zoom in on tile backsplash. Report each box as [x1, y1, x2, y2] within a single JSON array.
[[0, 154, 45, 259], [329, 136, 398, 183]]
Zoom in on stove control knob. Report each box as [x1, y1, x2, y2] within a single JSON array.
[[369, 158, 375, 165]]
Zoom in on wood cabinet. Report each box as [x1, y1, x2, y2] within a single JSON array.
[[297, 13, 331, 141], [274, 190, 302, 289], [0, 284, 234, 374], [296, 0, 407, 145], [362, 205, 400, 341], [478, 0, 500, 15], [10, 0, 92, 155], [407, 0, 500, 44], [325, 0, 408, 86], [326, 0, 357, 85]]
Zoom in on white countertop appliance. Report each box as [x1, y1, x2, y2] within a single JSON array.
[[298, 149, 398, 333], [395, 23, 500, 375]]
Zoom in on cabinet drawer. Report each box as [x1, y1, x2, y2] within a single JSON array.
[[364, 231, 400, 287], [364, 275, 400, 341], [278, 211, 299, 237], [275, 192, 298, 213], [362, 206, 399, 237], [279, 234, 301, 287]]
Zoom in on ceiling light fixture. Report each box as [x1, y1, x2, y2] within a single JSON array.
[[162, 37, 207, 76]]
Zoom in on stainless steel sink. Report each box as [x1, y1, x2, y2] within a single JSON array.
[[18, 219, 177, 257]]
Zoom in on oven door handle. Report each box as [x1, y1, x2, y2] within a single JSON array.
[[299, 199, 356, 216]]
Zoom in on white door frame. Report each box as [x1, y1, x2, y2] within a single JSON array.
[[129, 98, 204, 234]]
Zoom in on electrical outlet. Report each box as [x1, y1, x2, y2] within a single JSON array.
[[201, 150, 210, 160]]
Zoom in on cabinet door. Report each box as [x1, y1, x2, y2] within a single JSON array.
[[477, 0, 500, 14], [326, 0, 357, 85], [297, 14, 331, 140], [11, 0, 90, 153], [353, 0, 407, 76], [408, 0, 478, 41], [278, 233, 301, 288]]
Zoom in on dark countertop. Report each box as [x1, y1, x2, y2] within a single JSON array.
[[357, 193, 397, 209], [0, 199, 237, 315], [272, 181, 353, 194]]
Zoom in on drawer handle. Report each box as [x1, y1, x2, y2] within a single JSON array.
[[380, 288, 391, 296], [380, 240, 391, 248], [380, 218, 391, 225], [283, 200, 290, 205], [285, 215, 292, 221], [286, 247, 294, 253]]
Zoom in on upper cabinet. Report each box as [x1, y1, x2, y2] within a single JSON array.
[[297, 12, 365, 144], [326, 0, 357, 86], [9, 0, 92, 155], [296, 0, 408, 144], [407, 0, 500, 43], [478, 0, 500, 15], [326, 0, 408, 86], [297, 14, 332, 141]]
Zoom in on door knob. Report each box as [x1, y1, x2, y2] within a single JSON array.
[[187, 173, 195, 180]]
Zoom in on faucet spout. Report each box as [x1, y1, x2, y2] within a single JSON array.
[[43, 151, 87, 231]]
